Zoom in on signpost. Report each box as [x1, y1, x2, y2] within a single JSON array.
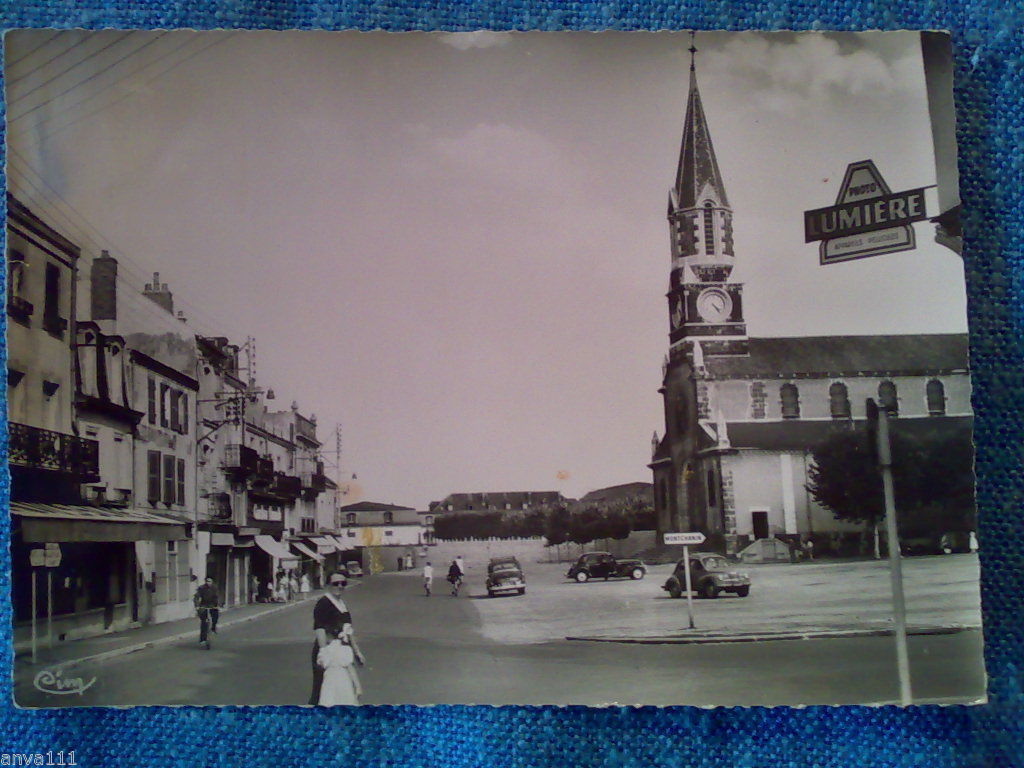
[[28, 544, 62, 661], [664, 532, 706, 629], [805, 160, 931, 265]]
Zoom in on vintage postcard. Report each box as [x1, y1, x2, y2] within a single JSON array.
[[4, 29, 983, 707]]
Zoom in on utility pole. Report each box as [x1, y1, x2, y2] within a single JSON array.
[[867, 398, 912, 705]]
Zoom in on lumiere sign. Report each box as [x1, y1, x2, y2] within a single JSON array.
[[804, 159, 930, 265]]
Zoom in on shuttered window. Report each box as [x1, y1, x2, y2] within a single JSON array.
[[176, 458, 186, 506], [163, 454, 175, 503], [147, 451, 161, 503]]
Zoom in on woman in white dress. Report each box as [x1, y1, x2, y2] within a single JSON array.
[[317, 623, 362, 706]]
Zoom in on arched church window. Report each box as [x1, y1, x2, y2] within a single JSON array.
[[926, 379, 946, 416], [780, 383, 800, 419], [829, 382, 851, 419], [878, 380, 899, 415], [703, 202, 715, 255]]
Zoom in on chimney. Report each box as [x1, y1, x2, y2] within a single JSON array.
[[143, 271, 174, 315], [91, 250, 118, 320]]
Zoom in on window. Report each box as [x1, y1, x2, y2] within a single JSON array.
[[43, 263, 64, 334], [706, 469, 717, 507], [829, 382, 851, 419], [383, 512, 394, 524], [385, 530, 393, 537], [780, 383, 800, 419], [879, 381, 898, 415], [167, 541, 178, 555], [926, 379, 946, 416], [346, 513, 356, 525], [159, 384, 170, 427], [7, 249, 31, 323], [170, 389, 180, 432], [147, 451, 161, 503], [703, 203, 715, 255], [162, 454, 175, 504], [147, 378, 156, 423], [176, 458, 186, 506], [179, 392, 189, 434], [347, 530, 356, 538], [425, 516, 434, 525]]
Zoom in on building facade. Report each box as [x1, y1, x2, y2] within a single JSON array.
[[649, 53, 973, 553]]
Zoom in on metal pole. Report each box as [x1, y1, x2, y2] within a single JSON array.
[[31, 569, 38, 664], [682, 545, 695, 629], [47, 569, 53, 649], [877, 407, 913, 705]]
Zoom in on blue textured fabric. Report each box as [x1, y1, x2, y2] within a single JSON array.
[[1, 2, 1022, 766]]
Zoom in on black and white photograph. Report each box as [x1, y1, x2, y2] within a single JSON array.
[[4, 29, 983, 707]]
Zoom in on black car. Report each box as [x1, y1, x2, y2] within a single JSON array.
[[566, 552, 646, 582], [486, 557, 525, 596], [662, 552, 751, 599]]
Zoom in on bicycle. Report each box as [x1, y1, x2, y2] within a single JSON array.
[[450, 575, 463, 597], [196, 606, 218, 650]]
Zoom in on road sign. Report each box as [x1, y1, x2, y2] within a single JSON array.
[[806, 160, 926, 265], [664, 532, 706, 546], [29, 549, 46, 567], [44, 542, 62, 568]]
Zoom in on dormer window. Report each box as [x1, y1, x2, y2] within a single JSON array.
[[383, 511, 394, 524]]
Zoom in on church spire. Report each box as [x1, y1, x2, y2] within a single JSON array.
[[673, 35, 729, 209]]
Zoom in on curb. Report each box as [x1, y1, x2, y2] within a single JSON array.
[[566, 624, 981, 645], [17, 593, 323, 675]]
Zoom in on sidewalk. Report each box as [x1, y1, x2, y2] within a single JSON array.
[[13, 592, 321, 674], [567, 621, 980, 644]]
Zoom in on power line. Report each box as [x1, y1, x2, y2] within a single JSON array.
[[5, 29, 63, 69], [12, 32, 236, 150], [6, 150, 247, 338], [9, 32, 170, 125], [6, 153, 243, 339], [8, 32, 132, 108]]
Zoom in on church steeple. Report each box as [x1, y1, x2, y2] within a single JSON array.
[[665, 33, 747, 356]]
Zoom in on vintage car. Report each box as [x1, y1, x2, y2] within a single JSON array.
[[486, 558, 526, 596], [662, 552, 750, 599], [344, 561, 364, 578], [566, 552, 646, 582]]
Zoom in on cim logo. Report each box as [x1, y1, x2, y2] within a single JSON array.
[[33, 668, 96, 696]]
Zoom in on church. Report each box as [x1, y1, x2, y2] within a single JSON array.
[[649, 44, 973, 554]]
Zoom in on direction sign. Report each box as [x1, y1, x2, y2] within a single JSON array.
[[664, 532, 706, 546], [806, 160, 925, 265], [29, 549, 46, 567], [43, 542, 62, 568]]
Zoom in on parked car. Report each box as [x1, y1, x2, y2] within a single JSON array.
[[566, 552, 646, 582], [344, 561, 364, 577], [486, 558, 526, 596], [662, 552, 750, 599]]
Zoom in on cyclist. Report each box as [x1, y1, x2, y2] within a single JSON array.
[[447, 560, 464, 596], [194, 576, 221, 650]]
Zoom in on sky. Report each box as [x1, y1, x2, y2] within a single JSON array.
[[4, 30, 969, 508]]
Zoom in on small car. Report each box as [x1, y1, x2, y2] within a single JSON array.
[[486, 562, 526, 596], [487, 556, 521, 574], [566, 552, 646, 582], [344, 561, 364, 577], [662, 552, 750, 599]]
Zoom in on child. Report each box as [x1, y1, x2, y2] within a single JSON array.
[[316, 623, 362, 705]]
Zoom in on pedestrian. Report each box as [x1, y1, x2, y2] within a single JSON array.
[[316, 622, 362, 706], [249, 573, 259, 603], [300, 572, 312, 594], [310, 572, 365, 705], [422, 561, 433, 596], [805, 538, 815, 561], [969, 531, 979, 553], [455, 555, 465, 576], [447, 559, 463, 596], [193, 576, 221, 649]]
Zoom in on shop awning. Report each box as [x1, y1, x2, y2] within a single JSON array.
[[255, 534, 298, 562], [327, 535, 348, 550], [308, 536, 337, 554], [292, 541, 324, 563], [211, 533, 255, 548], [12, 502, 189, 543]]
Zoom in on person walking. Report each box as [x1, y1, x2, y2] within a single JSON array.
[[193, 577, 221, 650], [455, 555, 465, 576], [316, 622, 362, 705], [422, 561, 433, 596], [310, 572, 365, 705]]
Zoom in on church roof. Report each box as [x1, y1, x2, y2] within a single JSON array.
[[674, 63, 729, 209], [704, 334, 969, 379], [726, 415, 973, 452]]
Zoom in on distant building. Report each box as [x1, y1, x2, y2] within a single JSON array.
[[650, 52, 973, 552], [429, 491, 568, 514], [577, 482, 653, 507], [338, 501, 426, 573]]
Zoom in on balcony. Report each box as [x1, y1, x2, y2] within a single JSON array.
[[301, 463, 329, 496], [42, 313, 68, 337], [9, 422, 100, 482], [271, 472, 302, 499], [222, 443, 259, 477], [7, 295, 34, 325]]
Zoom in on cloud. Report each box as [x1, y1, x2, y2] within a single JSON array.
[[705, 32, 921, 110], [437, 31, 513, 50]]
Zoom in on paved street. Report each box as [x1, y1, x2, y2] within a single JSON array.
[[15, 555, 985, 707]]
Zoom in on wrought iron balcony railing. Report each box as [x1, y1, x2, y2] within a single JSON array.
[[9, 422, 100, 481]]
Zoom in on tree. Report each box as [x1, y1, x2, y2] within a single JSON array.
[[544, 505, 572, 559], [806, 426, 976, 557]]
